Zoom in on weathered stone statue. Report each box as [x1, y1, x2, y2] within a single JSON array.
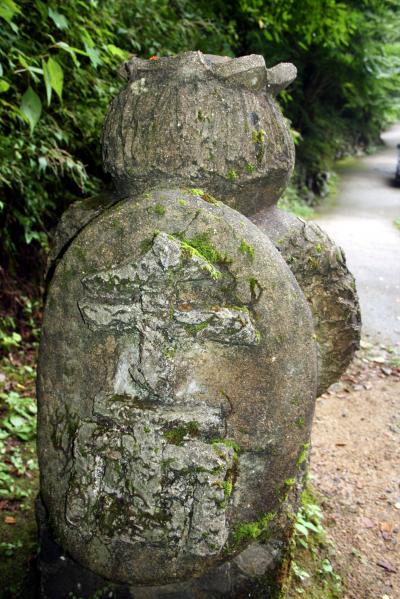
[[37, 52, 360, 598]]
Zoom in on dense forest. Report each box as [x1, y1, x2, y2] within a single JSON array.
[[1, 0, 400, 303]]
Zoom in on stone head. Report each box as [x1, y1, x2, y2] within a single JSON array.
[[102, 51, 296, 215]]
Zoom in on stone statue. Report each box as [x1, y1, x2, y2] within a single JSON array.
[[37, 52, 360, 598]]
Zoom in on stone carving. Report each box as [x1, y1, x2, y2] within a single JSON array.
[[37, 51, 360, 597], [67, 233, 258, 563]]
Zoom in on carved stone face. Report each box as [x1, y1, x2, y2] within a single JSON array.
[[102, 52, 296, 215], [37, 188, 316, 585]]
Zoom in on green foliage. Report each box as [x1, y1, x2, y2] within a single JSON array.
[[0, 0, 236, 272], [288, 487, 342, 597], [278, 185, 316, 219], [236, 0, 400, 197], [0, 367, 37, 500]]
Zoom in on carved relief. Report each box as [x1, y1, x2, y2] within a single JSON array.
[[67, 232, 258, 557]]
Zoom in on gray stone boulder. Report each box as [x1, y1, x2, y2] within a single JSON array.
[[48, 51, 360, 397], [252, 207, 361, 395], [38, 188, 317, 586]]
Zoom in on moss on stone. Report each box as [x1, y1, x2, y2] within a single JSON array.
[[139, 238, 153, 254], [171, 232, 231, 281], [186, 234, 226, 264], [178, 239, 222, 280], [227, 169, 239, 180], [187, 187, 218, 204], [284, 478, 296, 488], [153, 204, 166, 216], [188, 187, 205, 196], [239, 239, 255, 259], [249, 277, 262, 301], [211, 438, 241, 454], [233, 511, 276, 543], [297, 442, 310, 466], [252, 129, 266, 144], [223, 480, 233, 497], [164, 421, 200, 446], [307, 256, 319, 270], [184, 321, 210, 336]]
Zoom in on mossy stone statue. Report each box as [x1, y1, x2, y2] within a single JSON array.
[[37, 51, 360, 598]]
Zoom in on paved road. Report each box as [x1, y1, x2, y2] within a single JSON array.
[[314, 124, 400, 348]]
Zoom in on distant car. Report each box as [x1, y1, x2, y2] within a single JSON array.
[[395, 143, 400, 185]]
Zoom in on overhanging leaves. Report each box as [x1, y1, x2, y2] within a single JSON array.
[[20, 86, 42, 133], [47, 56, 63, 101]]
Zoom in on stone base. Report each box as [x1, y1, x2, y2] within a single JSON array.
[[36, 497, 289, 599]]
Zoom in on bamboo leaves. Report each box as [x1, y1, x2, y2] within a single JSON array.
[[21, 57, 63, 130], [46, 57, 63, 101], [20, 87, 42, 133]]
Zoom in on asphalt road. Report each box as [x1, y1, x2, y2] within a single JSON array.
[[314, 123, 400, 348]]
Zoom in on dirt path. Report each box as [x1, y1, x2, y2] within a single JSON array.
[[314, 124, 400, 348], [310, 348, 400, 598]]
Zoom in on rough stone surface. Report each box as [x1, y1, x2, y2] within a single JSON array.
[[37, 50, 360, 594], [46, 191, 118, 279], [38, 188, 316, 586], [252, 207, 361, 395], [36, 495, 294, 598], [102, 51, 296, 216]]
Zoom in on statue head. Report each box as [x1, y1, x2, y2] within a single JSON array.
[[102, 51, 296, 215]]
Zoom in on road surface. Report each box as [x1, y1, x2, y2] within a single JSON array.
[[314, 124, 400, 348]]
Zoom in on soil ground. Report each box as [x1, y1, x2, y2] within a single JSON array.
[[304, 345, 400, 599]]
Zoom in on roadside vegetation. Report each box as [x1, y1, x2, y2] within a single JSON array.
[[286, 486, 343, 598], [0, 299, 40, 597]]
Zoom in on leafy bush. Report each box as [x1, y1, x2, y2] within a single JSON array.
[[0, 0, 235, 276]]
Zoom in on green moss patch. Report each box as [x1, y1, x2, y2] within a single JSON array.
[[233, 511, 276, 543], [227, 169, 239, 181], [239, 239, 255, 259], [187, 188, 219, 204], [164, 421, 200, 446]]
